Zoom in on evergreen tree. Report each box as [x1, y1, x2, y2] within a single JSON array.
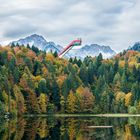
[[67, 63, 76, 74], [27, 44, 30, 49], [24, 57, 33, 71], [132, 65, 137, 80], [108, 66, 114, 83], [114, 59, 119, 73], [38, 78, 47, 94], [13, 67, 20, 83], [69, 58, 73, 63], [31, 45, 39, 54], [100, 84, 114, 113], [77, 59, 82, 67], [79, 64, 88, 85], [73, 57, 78, 64], [33, 60, 42, 76], [51, 79, 60, 110], [131, 82, 140, 100], [95, 53, 103, 68], [94, 76, 105, 100], [53, 51, 58, 57], [87, 62, 95, 84], [137, 66, 140, 82], [68, 72, 81, 90], [62, 79, 70, 100], [0, 51, 8, 66], [98, 64, 105, 77], [113, 72, 121, 92], [121, 72, 129, 93]]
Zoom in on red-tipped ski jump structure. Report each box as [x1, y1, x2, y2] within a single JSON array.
[[58, 38, 82, 58]]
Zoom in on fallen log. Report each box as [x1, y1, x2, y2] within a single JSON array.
[[87, 126, 113, 128]]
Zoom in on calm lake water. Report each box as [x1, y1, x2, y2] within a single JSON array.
[[0, 116, 140, 140]]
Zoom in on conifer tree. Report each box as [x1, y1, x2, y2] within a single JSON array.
[[51, 79, 60, 110], [79, 64, 88, 85], [95, 53, 103, 68], [38, 78, 47, 94]]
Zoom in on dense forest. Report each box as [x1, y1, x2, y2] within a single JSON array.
[[0, 44, 140, 116]]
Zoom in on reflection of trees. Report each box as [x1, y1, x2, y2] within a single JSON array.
[[21, 118, 40, 140], [128, 117, 140, 139], [37, 118, 49, 138], [16, 118, 26, 140], [49, 122, 61, 140], [0, 120, 9, 140], [68, 119, 78, 140], [21, 117, 54, 140], [1, 117, 140, 140], [78, 123, 114, 140], [0, 119, 18, 140], [124, 124, 136, 140]]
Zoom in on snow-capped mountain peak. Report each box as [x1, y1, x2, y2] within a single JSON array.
[[10, 34, 62, 52], [68, 44, 116, 59], [128, 42, 140, 52]]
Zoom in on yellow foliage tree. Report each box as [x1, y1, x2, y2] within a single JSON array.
[[57, 75, 66, 88], [76, 86, 95, 113], [115, 91, 125, 102], [14, 85, 26, 115], [66, 91, 77, 113], [46, 53, 54, 63], [42, 66, 48, 77], [125, 92, 133, 107], [38, 94, 48, 113], [33, 75, 42, 82], [119, 61, 125, 68]]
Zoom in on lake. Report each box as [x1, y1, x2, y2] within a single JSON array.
[[0, 116, 140, 140]]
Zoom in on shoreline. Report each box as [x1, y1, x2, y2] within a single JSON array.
[[22, 113, 140, 118], [2, 113, 140, 119]]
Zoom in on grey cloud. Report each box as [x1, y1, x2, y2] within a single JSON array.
[[3, 23, 37, 38], [0, 0, 140, 52]]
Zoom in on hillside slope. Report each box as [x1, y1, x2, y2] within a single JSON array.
[[0, 45, 140, 115]]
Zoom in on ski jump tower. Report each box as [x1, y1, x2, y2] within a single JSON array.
[[58, 38, 82, 58]]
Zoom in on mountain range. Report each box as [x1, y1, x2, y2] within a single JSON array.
[[10, 34, 116, 59], [68, 44, 116, 59], [128, 42, 140, 52]]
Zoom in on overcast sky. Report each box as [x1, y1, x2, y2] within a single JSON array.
[[0, 0, 140, 52]]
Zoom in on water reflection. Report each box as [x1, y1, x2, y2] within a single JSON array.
[[0, 116, 140, 140]]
